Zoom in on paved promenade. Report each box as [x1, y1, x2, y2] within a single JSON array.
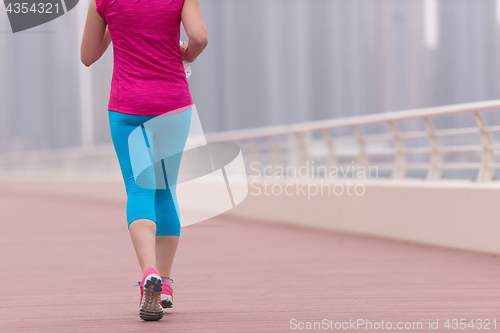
[[0, 191, 499, 332]]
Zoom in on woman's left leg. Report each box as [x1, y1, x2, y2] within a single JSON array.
[[109, 110, 166, 320], [129, 219, 157, 272], [109, 111, 159, 273]]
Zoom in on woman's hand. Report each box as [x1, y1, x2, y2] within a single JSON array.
[[180, 42, 189, 61]]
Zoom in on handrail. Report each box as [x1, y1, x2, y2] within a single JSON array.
[[203, 99, 500, 182], [2, 100, 500, 182], [204, 100, 500, 142]]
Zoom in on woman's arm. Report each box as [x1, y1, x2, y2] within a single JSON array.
[[80, 0, 111, 67], [180, 0, 208, 63]]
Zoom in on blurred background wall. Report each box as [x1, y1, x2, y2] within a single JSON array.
[[1, 0, 500, 153]]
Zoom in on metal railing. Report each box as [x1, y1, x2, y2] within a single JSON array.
[[206, 99, 500, 182], [0, 144, 120, 178], [2, 100, 500, 182]]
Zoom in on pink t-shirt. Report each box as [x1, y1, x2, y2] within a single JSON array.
[[95, 0, 192, 115]]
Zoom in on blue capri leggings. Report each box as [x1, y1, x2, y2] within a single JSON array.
[[108, 109, 191, 236]]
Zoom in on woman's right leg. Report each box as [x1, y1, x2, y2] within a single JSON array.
[[156, 235, 179, 277], [150, 108, 192, 268], [149, 108, 192, 308]]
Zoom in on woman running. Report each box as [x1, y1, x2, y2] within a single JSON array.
[[80, 0, 208, 321]]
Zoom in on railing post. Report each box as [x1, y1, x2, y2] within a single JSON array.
[[472, 111, 495, 182], [266, 135, 282, 168], [320, 128, 337, 167], [66, 151, 78, 175], [244, 138, 261, 171], [422, 117, 441, 180], [289, 131, 310, 169], [387, 121, 406, 179], [351, 125, 369, 171]]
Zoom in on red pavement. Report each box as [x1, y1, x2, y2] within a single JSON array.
[[0, 192, 499, 332]]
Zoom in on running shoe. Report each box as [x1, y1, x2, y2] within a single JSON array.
[[160, 276, 174, 308], [138, 267, 164, 321]]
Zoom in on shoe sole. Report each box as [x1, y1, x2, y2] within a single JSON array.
[[161, 295, 173, 308], [139, 275, 164, 321]]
